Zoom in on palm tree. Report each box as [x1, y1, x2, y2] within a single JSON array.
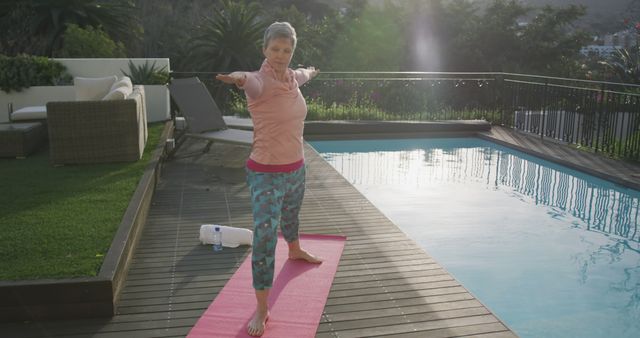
[[185, 0, 265, 109], [599, 48, 640, 84], [1, 0, 140, 56], [186, 0, 265, 72]]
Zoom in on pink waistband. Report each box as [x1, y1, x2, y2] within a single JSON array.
[[246, 158, 304, 173]]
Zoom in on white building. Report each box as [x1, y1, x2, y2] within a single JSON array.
[[580, 45, 622, 57], [603, 29, 637, 49]]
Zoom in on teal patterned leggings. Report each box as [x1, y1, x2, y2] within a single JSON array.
[[246, 166, 305, 290]]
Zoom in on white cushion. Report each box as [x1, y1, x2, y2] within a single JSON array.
[[102, 85, 133, 100], [109, 76, 133, 92], [11, 106, 47, 120], [74, 76, 117, 101]]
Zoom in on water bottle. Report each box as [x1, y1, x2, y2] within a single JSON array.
[[212, 226, 223, 252]]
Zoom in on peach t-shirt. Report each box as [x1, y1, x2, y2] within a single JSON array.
[[241, 59, 313, 166]]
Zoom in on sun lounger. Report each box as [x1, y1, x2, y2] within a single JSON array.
[[167, 77, 253, 157]]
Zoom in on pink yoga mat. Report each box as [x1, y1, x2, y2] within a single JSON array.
[[187, 233, 346, 338]]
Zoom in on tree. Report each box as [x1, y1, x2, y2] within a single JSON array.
[[330, 2, 406, 71], [136, 0, 218, 64], [448, 0, 529, 72], [269, 5, 342, 69], [55, 24, 127, 58], [519, 4, 591, 76], [269, 0, 333, 22], [184, 0, 265, 108], [434, 0, 589, 75], [0, 2, 48, 56], [436, 0, 483, 71], [186, 0, 264, 72], [0, 0, 140, 56], [342, 0, 367, 20]]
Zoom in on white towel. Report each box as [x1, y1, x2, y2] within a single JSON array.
[[199, 224, 253, 247]]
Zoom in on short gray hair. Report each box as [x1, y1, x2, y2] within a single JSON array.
[[263, 22, 297, 50]]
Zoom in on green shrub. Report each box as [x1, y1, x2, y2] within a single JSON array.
[[122, 60, 169, 85], [0, 54, 71, 93], [55, 24, 127, 58], [226, 90, 250, 117], [224, 80, 497, 121]]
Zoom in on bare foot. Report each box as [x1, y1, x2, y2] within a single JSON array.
[[288, 248, 323, 264], [247, 310, 269, 336]]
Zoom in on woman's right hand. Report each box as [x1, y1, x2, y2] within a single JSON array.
[[216, 72, 246, 87]]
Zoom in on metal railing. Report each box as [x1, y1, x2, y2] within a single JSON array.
[[502, 73, 640, 160], [170, 71, 640, 161]]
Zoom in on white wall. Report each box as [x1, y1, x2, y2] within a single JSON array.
[[55, 58, 170, 79], [0, 58, 171, 123], [142, 85, 170, 123]]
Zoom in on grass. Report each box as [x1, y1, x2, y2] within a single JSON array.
[[0, 123, 164, 281]]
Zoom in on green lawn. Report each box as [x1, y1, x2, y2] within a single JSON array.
[[0, 123, 164, 280]]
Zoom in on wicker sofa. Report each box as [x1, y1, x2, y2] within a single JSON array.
[[46, 82, 148, 165]]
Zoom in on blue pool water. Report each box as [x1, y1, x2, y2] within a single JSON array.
[[310, 138, 640, 338]]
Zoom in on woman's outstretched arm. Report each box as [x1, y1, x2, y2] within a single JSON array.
[[216, 72, 263, 99], [216, 72, 247, 86], [294, 66, 320, 86]]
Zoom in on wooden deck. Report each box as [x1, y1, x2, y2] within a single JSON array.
[[0, 134, 520, 337], [480, 126, 640, 190], [4, 124, 640, 338]]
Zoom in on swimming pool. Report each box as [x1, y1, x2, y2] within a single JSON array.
[[310, 137, 640, 338]]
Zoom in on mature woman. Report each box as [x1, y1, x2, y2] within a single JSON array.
[[216, 22, 321, 336]]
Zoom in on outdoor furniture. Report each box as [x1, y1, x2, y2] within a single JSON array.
[[167, 77, 253, 157], [46, 85, 148, 164], [0, 122, 46, 158], [10, 105, 47, 122]]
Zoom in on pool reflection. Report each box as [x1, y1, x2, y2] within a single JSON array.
[[313, 138, 640, 337], [321, 142, 640, 244]]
